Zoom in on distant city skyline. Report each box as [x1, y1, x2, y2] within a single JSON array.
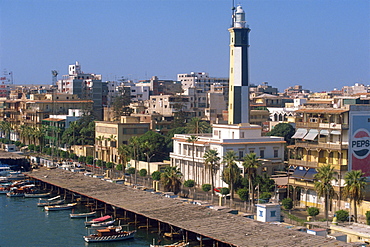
[[1, 0, 369, 92]]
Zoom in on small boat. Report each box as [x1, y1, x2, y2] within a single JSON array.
[[150, 240, 190, 247], [70, 211, 96, 218], [85, 215, 112, 226], [37, 195, 65, 207], [83, 226, 136, 243], [25, 192, 51, 198], [90, 219, 116, 228], [44, 202, 77, 211], [6, 191, 24, 197]]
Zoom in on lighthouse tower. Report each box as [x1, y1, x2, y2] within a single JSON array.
[[228, 5, 251, 124]]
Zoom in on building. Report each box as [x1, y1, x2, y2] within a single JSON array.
[[288, 103, 370, 213], [228, 5, 251, 124], [170, 123, 285, 187], [95, 116, 150, 164], [57, 62, 103, 120], [256, 203, 281, 222]]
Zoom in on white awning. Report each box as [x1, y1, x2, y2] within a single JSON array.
[[292, 128, 308, 139], [320, 129, 330, 136], [304, 129, 319, 141], [331, 130, 341, 135]]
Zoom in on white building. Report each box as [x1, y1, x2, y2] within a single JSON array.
[[177, 72, 229, 93], [170, 123, 285, 188]]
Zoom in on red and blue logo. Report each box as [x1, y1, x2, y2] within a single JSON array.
[[352, 128, 370, 159]]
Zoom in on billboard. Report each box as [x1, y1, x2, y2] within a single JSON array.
[[349, 111, 370, 177]]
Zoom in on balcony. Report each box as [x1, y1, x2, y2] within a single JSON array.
[[293, 141, 348, 150], [296, 122, 349, 130], [289, 159, 348, 171], [288, 178, 315, 189], [289, 159, 318, 168]]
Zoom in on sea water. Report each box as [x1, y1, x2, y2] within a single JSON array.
[[0, 195, 171, 247]]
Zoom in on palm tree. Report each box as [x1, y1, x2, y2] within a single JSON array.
[[160, 166, 182, 194], [106, 135, 117, 163], [0, 121, 11, 140], [129, 136, 140, 185], [186, 135, 198, 184], [343, 170, 366, 222], [118, 144, 130, 172], [141, 141, 155, 176], [186, 117, 209, 134], [314, 164, 338, 220], [242, 152, 262, 208], [222, 150, 239, 201], [95, 136, 105, 162], [203, 149, 220, 197]]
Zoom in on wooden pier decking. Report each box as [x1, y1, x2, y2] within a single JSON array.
[[25, 168, 350, 247]]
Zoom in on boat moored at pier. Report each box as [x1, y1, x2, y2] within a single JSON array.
[[83, 226, 136, 243]]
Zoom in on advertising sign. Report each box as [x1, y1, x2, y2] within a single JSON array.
[[349, 113, 370, 177]]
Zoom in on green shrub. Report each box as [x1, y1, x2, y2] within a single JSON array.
[[116, 164, 123, 171], [184, 180, 195, 188], [151, 171, 161, 181], [237, 188, 248, 201], [220, 187, 230, 195], [307, 207, 320, 217], [126, 167, 136, 175], [78, 156, 86, 163], [282, 198, 293, 210], [202, 184, 211, 192], [106, 162, 115, 169], [366, 211, 370, 225], [85, 156, 93, 165], [29, 144, 35, 151], [259, 192, 272, 201], [335, 210, 349, 222], [139, 169, 147, 177]]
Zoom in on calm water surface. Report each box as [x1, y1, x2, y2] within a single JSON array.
[[0, 195, 173, 247]]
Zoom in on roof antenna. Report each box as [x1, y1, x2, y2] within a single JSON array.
[[231, 0, 236, 27]]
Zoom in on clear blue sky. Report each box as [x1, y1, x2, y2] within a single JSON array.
[[1, 0, 369, 92]]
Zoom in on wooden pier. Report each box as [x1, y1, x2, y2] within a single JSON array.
[[25, 168, 350, 247]]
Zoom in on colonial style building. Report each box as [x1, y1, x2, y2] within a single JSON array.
[[288, 103, 370, 213], [95, 116, 150, 164], [170, 123, 285, 188]]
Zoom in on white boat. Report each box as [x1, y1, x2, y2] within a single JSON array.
[[85, 215, 112, 226], [70, 211, 96, 218], [150, 241, 190, 247], [24, 192, 51, 198], [37, 195, 65, 207], [6, 191, 24, 197], [90, 219, 116, 227], [83, 226, 136, 243], [44, 202, 77, 211]]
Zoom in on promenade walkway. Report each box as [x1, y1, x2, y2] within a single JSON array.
[[25, 168, 351, 247]]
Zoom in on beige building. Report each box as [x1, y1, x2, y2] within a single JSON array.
[[95, 116, 150, 164]]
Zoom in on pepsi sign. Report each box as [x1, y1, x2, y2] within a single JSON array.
[[351, 129, 370, 159]]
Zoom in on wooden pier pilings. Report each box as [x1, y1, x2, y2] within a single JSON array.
[[25, 168, 350, 247]]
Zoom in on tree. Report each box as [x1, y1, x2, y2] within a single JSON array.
[[259, 192, 272, 203], [242, 152, 262, 208], [129, 136, 140, 185], [138, 131, 168, 162], [307, 207, 320, 220], [237, 188, 249, 202], [282, 198, 293, 212], [314, 164, 337, 220], [160, 166, 182, 194], [141, 141, 155, 176], [184, 179, 195, 198], [343, 170, 366, 223], [139, 169, 147, 177], [222, 150, 240, 200], [366, 211, 370, 225], [202, 184, 211, 193], [266, 123, 295, 145], [186, 135, 198, 184], [118, 144, 130, 173], [335, 210, 349, 222], [152, 171, 161, 181], [186, 117, 211, 134], [203, 149, 220, 196], [112, 94, 132, 120]]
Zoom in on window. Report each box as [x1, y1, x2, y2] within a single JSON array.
[[239, 151, 243, 159], [260, 150, 265, 158], [270, 211, 276, 217], [259, 210, 263, 217], [240, 132, 244, 138], [274, 149, 278, 158]]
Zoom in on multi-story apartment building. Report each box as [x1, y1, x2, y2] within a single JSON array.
[[95, 116, 150, 164], [170, 123, 285, 187], [288, 102, 370, 213], [177, 72, 229, 94], [0, 92, 92, 140], [138, 76, 182, 96], [146, 95, 193, 117], [57, 62, 103, 120]]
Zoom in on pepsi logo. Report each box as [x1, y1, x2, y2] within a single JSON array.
[[352, 128, 370, 159]]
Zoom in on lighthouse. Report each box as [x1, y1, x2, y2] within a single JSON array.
[[228, 5, 251, 124]]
